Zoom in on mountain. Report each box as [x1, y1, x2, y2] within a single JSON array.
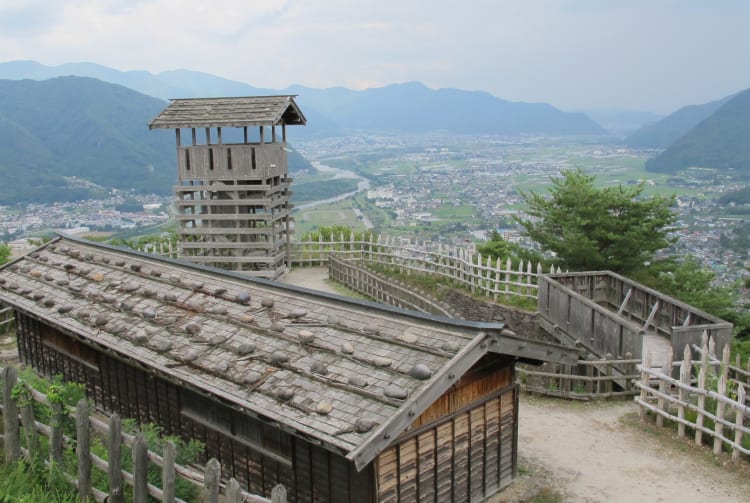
[[286, 82, 606, 136], [0, 76, 312, 204], [645, 87, 750, 175], [0, 60, 605, 137], [625, 94, 734, 149]]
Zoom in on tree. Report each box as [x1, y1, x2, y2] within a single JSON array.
[[515, 169, 676, 275]]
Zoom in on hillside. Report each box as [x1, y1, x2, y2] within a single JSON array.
[[625, 94, 733, 149], [0, 60, 605, 137], [0, 76, 312, 204], [645, 87, 750, 175]]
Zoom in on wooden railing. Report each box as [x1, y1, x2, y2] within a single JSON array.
[[293, 233, 556, 299], [0, 366, 286, 503], [517, 353, 640, 400], [635, 341, 750, 461]]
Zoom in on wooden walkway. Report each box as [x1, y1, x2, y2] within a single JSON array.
[[642, 333, 672, 369]]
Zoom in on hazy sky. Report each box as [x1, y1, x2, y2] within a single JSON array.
[[1, 0, 749, 114]]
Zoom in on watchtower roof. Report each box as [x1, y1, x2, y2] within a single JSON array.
[[148, 95, 306, 129]]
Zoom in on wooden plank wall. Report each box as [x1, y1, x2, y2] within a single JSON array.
[[375, 384, 518, 502], [375, 355, 517, 502], [14, 313, 374, 503]]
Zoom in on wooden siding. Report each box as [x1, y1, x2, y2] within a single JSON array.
[[15, 313, 374, 503], [375, 383, 518, 502], [411, 354, 514, 429], [177, 144, 287, 181]]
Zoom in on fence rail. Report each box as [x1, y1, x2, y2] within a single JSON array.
[[635, 340, 750, 461], [0, 366, 286, 503], [292, 233, 556, 299], [517, 353, 640, 400]]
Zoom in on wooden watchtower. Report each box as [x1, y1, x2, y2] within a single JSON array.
[[149, 96, 306, 279]]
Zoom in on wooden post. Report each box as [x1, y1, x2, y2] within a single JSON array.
[[163, 441, 176, 503], [204, 458, 221, 503], [225, 478, 241, 503], [76, 399, 92, 501], [639, 351, 652, 421], [624, 352, 633, 393], [678, 345, 691, 438], [695, 367, 706, 446], [133, 433, 148, 503], [271, 484, 288, 503], [713, 375, 727, 455], [18, 384, 40, 458], [108, 414, 124, 503], [732, 385, 746, 462], [50, 400, 64, 464], [656, 348, 673, 428], [2, 366, 20, 463], [605, 353, 613, 396], [586, 354, 595, 394]]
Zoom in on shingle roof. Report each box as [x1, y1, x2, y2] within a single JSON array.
[[148, 95, 306, 129], [0, 235, 576, 469]]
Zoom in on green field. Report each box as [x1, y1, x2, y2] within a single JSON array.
[[293, 199, 367, 237]]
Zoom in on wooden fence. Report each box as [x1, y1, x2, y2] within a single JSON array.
[[292, 233, 557, 299], [517, 353, 640, 400], [0, 366, 286, 503], [635, 340, 750, 461], [0, 305, 13, 334]]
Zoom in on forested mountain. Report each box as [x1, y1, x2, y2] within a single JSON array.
[[0, 76, 312, 204], [625, 94, 734, 149], [0, 60, 605, 137], [645, 87, 750, 175]]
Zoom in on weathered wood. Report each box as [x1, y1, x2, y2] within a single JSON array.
[[2, 366, 20, 463], [76, 399, 92, 502], [204, 458, 221, 503], [225, 478, 241, 503], [713, 375, 727, 455], [677, 346, 691, 438], [108, 414, 124, 503], [50, 400, 64, 464], [162, 441, 177, 503], [133, 433, 149, 503], [18, 384, 40, 458], [733, 385, 746, 462], [639, 352, 652, 421], [271, 484, 287, 503]]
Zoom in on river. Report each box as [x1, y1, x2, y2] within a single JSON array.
[[293, 161, 371, 211]]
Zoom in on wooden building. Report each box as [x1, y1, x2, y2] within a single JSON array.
[[149, 96, 306, 279], [0, 236, 577, 502]]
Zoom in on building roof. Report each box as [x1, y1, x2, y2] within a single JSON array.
[[0, 236, 576, 470], [148, 95, 306, 129]]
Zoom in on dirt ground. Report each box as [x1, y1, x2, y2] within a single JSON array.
[[281, 268, 750, 503]]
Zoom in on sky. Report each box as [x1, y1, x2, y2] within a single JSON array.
[[1, 0, 749, 114]]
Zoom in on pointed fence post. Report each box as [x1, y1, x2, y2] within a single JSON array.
[[163, 441, 176, 503], [732, 384, 746, 462], [656, 348, 673, 428], [18, 383, 40, 458], [2, 366, 20, 463], [108, 414, 124, 503], [713, 375, 727, 455], [639, 351, 652, 421], [50, 400, 64, 464], [695, 367, 707, 446], [204, 458, 221, 503], [226, 479, 242, 503], [505, 258, 512, 296], [678, 345, 692, 438], [76, 399, 92, 502], [271, 484, 288, 503], [133, 432, 148, 503]]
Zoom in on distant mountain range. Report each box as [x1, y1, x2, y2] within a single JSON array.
[[0, 76, 312, 204], [625, 94, 734, 149], [645, 87, 750, 175], [0, 60, 606, 137]]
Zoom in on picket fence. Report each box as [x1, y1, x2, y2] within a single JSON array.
[[140, 233, 557, 300], [0, 366, 285, 503], [635, 338, 750, 461]]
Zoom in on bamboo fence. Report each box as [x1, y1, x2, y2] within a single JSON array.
[[0, 366, 286, 503], [635, 339, 750, 461]]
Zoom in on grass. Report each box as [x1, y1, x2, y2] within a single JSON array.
[[293, 200, 367, 236]]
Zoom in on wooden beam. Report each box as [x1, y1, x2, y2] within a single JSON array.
[[347, 334, 490, 471], [488, 333, 578, 365], [643, 301, 660, 331], [175, 129, 181, 147], [617, 288, 633, 316], [205, 128, 211, 145], [191, 128, 197, 146]]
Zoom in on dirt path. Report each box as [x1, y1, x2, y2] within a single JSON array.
[[282, 267, 750, 502]]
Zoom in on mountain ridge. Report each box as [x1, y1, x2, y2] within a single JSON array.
[[0, 60, 605, 136]]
